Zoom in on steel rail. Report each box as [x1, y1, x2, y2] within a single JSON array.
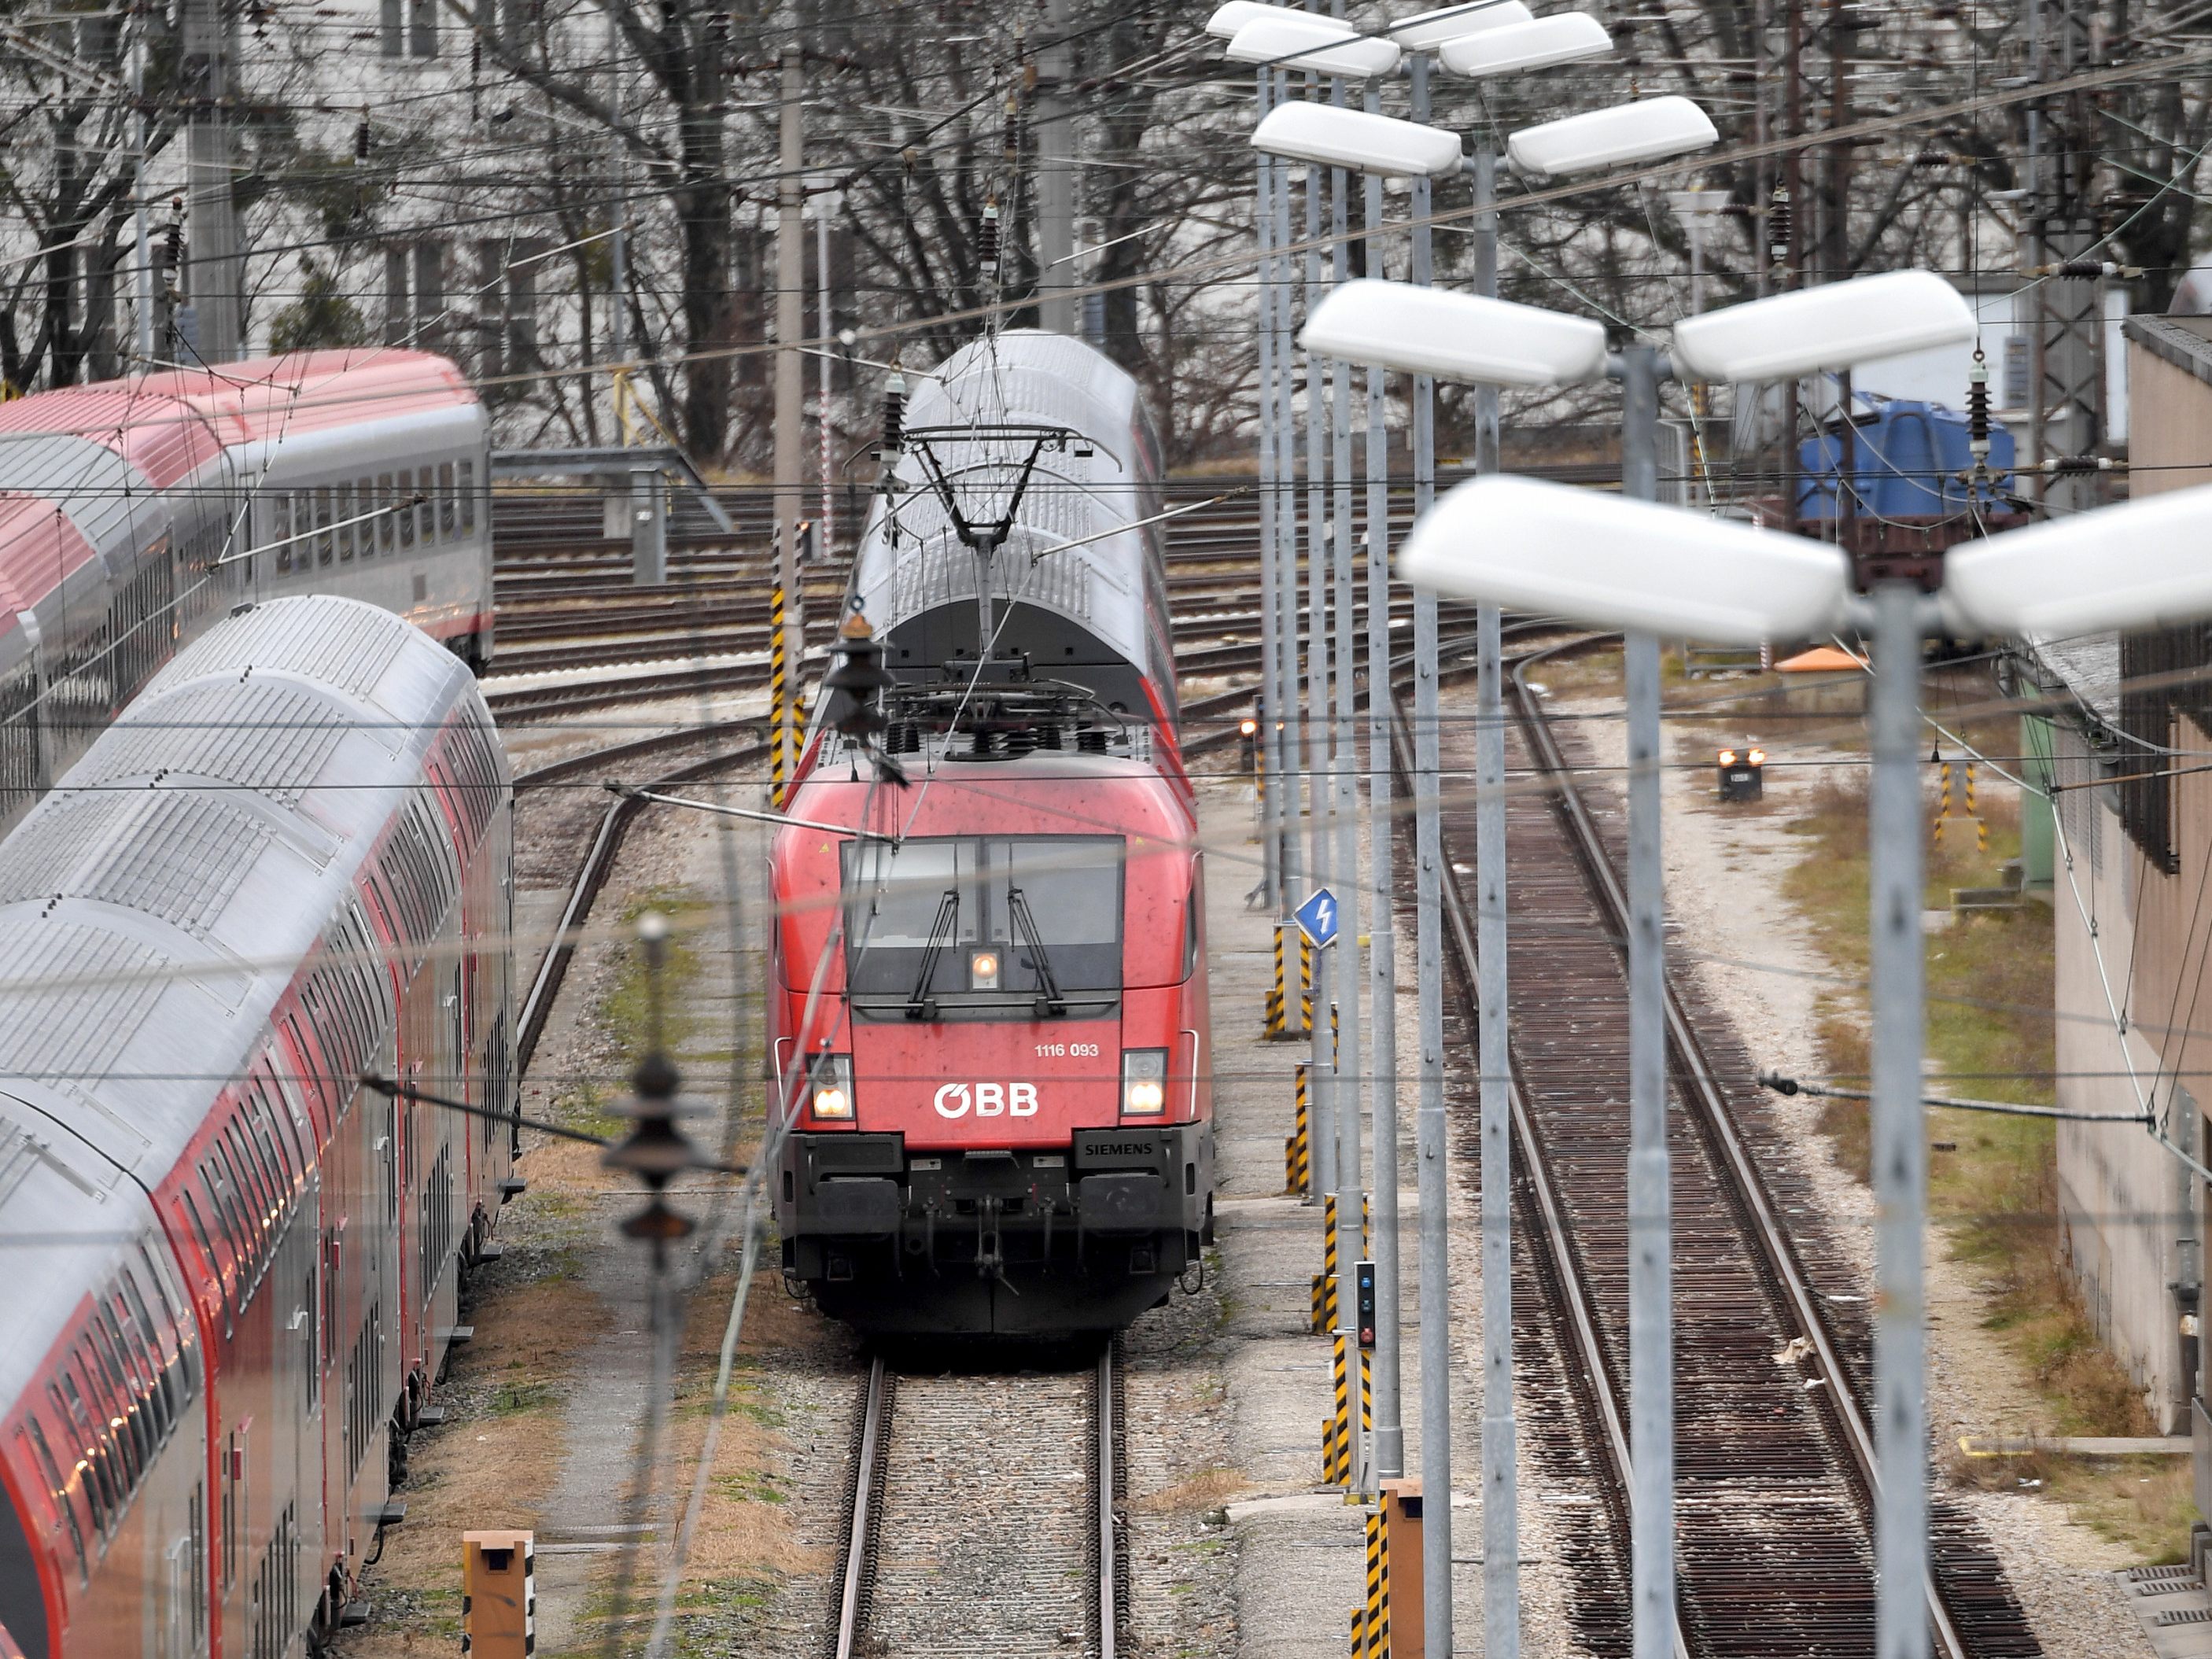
[[1097, 1348, 1119, 1659], [832, 1356, 890, 1659], [1502, 640, 1971, 1659], [1384, 672, 1691, 1659]]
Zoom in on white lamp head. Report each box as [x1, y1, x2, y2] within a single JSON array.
[[1252, 103, 1465, 179], [1301, 279, 1609, 387], [1386, 0, 1535, 49], [1227, 15, 1403, 76], [1440, 12, 1612, 77], [1669, 270, 1974, 384], [1506, 95, 1716, 179], [1399, 476, 1853, 644], [1941, 483, 2212, 638], [1206, 1, 1355, 39]]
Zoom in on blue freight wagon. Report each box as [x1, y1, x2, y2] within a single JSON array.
[[1796, 397, 2015, 520]]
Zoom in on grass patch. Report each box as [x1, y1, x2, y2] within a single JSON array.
[[1772, 732, 2190, 1557]]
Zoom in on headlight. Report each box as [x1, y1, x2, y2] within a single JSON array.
[[1122, 1049, 1168, 1117], [1717, 748, 1738, 766], [969, 949, 1001, 990], [1747, 747, 1766, 767], [809, 1053, 854, 1120], [1239, 717, 1258, 738]]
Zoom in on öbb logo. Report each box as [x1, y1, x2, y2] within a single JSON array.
[[933, 1082, 1040, 1119]]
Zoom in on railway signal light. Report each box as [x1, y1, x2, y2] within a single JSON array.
[[1356, 1259, 1377, 1349], [1717, 747, 1764, 802]]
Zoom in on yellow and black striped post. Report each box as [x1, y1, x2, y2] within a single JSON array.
[[1330, 1000, 1340, 1067], [1298, 934, 1314, 1037], [1325, 1330, 1351, 1485], [1285, 1064, 1311, 1197], [769, 581, 791, 806], [1266, 924, 1288, 1038], [1362, 1506, 1388, 1656], [1967, 761, 1987, 852], [1352, 1347, 1374, 1500], [1932, 759, 1953, 841], [1311, 1193, 1340, 1335]]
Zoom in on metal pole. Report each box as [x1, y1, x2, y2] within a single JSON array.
[[1256, 68, 1284, 913], [1274, 68, 1304, 950], [818, 195, 835, 552], [1409, 49, 1452, 1659], [1362, 83, 1403, 1484], [1472, 138, 1519, 1659], [179, 0, 241, 360], [1870, 580, 1929, 1659], [1620, 345, 1675, 1659], [1035, 0, 1077, 334], [1328, 106, 1368, 1493], [132, 16, 153, 363], [1303, 98, 1337, 1200], [776, 41, 807, 798], [608, 6, 629, 378]]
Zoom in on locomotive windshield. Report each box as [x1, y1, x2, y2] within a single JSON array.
[[842, 835, 1124, 1019]]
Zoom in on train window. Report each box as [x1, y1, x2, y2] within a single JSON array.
[[459, 458, 477, 531], [314, 485, 334, 566], [361, 477, 376, 550], [842, 837, 1124, 1011], [118, 1271, 179, 1432], [418, 471, 437, 544], [438, 462, 457, 536], [179, 1189, 230, 1328], [378, 474, 396, 552], [335, 481, 356, 561], [21, 1420, 87, 1583], [201, 1154, 250, 1284], [87, 1309, 153, 1477], [270, 494, 293, 574], [232, 1118, 274, 1230], [396, 470, 416, 547], [54, 1373, 113, 1532]]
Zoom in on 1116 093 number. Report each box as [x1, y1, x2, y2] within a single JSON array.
[[1033, 1042, 1100, 1058]]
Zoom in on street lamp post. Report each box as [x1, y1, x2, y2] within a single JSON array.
[[1388, 448, 2206, 1659], [1307, 265, 1974, 1659]]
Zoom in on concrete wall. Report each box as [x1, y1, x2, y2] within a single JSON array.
[[2128, 339, 2212, 491], [2051, 719, 2210, 1432]]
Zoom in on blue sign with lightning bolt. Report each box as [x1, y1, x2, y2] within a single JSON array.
[[1294, 887, 1340, 950]]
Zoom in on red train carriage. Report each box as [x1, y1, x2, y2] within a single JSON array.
[[0, 349, 494, 829], [0, 595, 514, 1657]]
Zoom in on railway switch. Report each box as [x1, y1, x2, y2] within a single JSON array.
[[1716, 746, 1764, 802], [1355, 1259, 1377, 1350], [460, 1529, 533, 1657]]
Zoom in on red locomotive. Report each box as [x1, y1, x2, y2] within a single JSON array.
[[769, 331, 1214, 1336]]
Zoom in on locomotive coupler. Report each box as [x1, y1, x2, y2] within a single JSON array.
[[975, 1194, 1006, 1279]]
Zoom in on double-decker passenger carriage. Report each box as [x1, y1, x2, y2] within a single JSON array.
[[0, 350, 494, 828], [0, 595, 514, 1657], [769, 330, 1212, 1338]]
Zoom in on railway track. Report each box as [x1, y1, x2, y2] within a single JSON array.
[[831, 1347, 1124, 1659], [1395, 644, 2037, 1656]]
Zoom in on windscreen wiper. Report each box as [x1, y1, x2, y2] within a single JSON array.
[[905, 890, 960, 1019], [1005, 885, 1067, 1018]]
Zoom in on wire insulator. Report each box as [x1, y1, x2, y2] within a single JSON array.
[[882, 373, 906, 454], [1966, 349, 1990, 461], [1767, 184, 1791, 271], [355, 112, 371, 159], [977, 203, 1001, 282]]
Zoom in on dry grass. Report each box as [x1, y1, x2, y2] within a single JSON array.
[[1771, 733, 2189, 1556], [1131, 1465, 1252, 1516]]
